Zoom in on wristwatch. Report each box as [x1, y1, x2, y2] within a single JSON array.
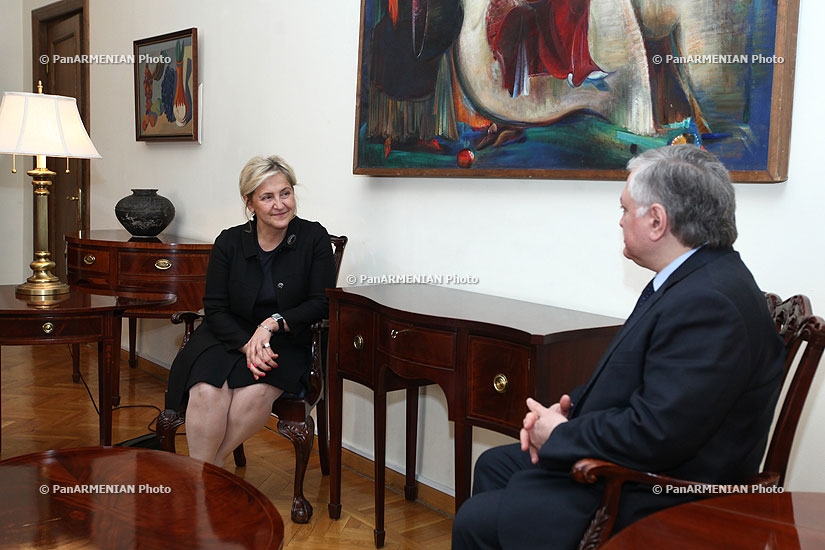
[[270, 313, 285, 332]]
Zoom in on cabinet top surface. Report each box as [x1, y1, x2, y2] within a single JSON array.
[[66, 230, 212, 249], [330, 284, 623, 338]]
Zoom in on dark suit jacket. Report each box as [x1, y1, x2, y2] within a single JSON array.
[[165, 216, 335, 409], [498, 247, 785, 548]]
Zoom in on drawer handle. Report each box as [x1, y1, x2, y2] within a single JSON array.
[[493, 373, 508, 394], [42, 322, 55, 335], [83, 254, 96, 265], [390, 328, 411, 339], [154, 258, 172, 270], [353, 334, 364, 350]]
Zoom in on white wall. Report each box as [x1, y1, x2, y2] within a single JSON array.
[[4, 0, 824, 495], [0, 0, 27, 283]]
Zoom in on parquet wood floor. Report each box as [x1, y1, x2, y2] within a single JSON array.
[[0, 344, 454, 549]]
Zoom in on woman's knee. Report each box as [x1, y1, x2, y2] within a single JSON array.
[[188, 382, 228, 406], [233, 384, 283, 411]]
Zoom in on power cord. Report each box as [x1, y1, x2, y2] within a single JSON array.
[[69, 343, 165, 435]]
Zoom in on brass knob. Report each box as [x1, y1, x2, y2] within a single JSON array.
[[390, 329, 399, 339], [493, 373, 508, 394], [42, 322, 55, 335], [154, 258, 172, 270], [353, 334, 364, 350], [83, 254, 96, 265]]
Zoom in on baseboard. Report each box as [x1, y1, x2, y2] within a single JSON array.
[[337, 440, 456, 517], [123, 349, 456, 516], [119, 349, 170, 382]]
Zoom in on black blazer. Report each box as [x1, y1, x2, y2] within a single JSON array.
[[543, 247, 785, 484], [165, 216, 336, 409], [494, 247, 786, 548]]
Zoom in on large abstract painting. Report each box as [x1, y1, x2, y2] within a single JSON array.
[[353, 0, 799, 182]]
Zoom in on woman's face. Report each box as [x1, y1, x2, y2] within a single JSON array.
[[247, 173, 295, 233]]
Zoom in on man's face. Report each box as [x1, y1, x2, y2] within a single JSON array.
[[619, 178, 650, 266]]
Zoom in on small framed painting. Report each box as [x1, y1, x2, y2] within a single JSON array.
[[134, 28, 198, 142]]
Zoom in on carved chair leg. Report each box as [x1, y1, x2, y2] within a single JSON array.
[[233, 444, 247, 467], [278, 415, 315, 524], [156, 409, 186, 453], [316, 397, 330, 476]]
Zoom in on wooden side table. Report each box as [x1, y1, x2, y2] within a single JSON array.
[[66, 230, 211, 403], [0, 447, 284, 549], [0, 285, 174, 447]]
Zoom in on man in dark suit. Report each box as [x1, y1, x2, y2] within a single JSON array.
[[452, 145, 786, 549]]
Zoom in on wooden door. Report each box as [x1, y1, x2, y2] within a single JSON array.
[[32, 0, 90, 281]]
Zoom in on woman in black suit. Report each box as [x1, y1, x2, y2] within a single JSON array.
[[165, 155, 336, 466]]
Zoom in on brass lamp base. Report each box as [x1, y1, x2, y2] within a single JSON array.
[[14, 162, 71, 299], [16, 251, 71, 297], [16, 279, 71, 298]]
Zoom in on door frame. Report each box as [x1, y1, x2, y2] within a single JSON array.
[[31, 0, 91, 234]]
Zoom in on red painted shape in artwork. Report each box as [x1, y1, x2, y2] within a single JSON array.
[[486, 0, 602, 94]]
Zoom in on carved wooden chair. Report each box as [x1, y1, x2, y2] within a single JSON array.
[[156, 235, 347, 524], [572, 293, 825, 550]]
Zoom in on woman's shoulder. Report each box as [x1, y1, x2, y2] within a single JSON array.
[[212, 222, 255, 252], [292, 217, 331, 239], [216, 221, 252, 240]]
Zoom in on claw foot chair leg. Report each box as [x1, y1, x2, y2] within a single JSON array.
[[279, 415, 315, 523]]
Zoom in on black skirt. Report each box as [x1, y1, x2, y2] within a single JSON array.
[[183, 331, 310, 397]]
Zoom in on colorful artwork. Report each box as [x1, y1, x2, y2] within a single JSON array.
[[353, 0, 799, 182], [134, 28, 198, 142]]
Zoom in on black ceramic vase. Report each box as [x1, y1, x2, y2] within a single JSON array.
[[115, 189, 175, 237]]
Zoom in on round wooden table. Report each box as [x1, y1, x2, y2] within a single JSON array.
[[602, 491, 825, 549], [0, 447, 284, 549]]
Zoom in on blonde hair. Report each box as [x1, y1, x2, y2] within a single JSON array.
[[239, 155, 298, 218]]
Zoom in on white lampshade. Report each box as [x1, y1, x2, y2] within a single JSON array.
[[0, 91, 101, 159]]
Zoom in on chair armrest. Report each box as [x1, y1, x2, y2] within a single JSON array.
[[572, 458, 731, 550], [170, 310, 204, 351], [170, 310, 205, 326], [571, 459, 782, 550], [572, 458, 709, 489]]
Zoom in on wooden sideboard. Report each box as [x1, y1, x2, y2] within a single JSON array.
[[65, 230, 211, 401], [326, 284, 624, 547]]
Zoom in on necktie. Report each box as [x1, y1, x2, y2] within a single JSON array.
[[630, 280, 655, 318]]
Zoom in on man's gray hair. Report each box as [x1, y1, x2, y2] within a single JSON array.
[[627, 145, 737, 248]]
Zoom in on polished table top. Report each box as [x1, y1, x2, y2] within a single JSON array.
[[0, 447, 284, 549], [335, 284, 623, 343], [602, 491, 825, 549], [0, 284, 176, 314]]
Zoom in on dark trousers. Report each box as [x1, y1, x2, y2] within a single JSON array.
[[452, 443, 601, 550]]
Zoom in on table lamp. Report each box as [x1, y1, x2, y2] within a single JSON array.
[[0, 82, 101, 298]]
